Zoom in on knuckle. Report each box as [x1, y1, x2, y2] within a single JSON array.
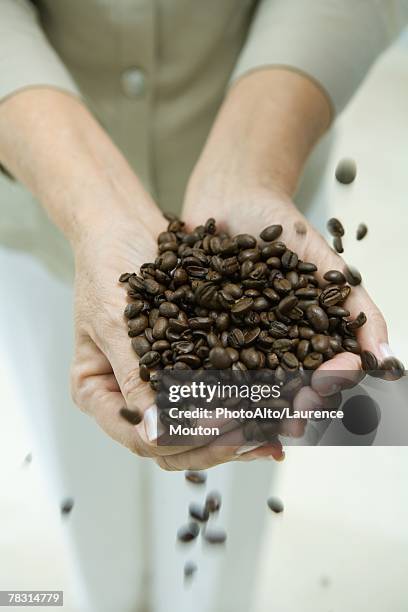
[[155, 455, 178, 472]]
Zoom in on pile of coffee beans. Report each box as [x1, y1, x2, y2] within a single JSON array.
[[120, 215, 368, 383]]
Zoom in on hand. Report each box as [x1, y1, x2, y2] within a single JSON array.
[[70, 208, 284, 469], [183, 183, 390, 411]]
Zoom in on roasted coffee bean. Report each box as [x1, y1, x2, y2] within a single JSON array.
[[269, 321, 289, 338], [306, 305, 329, 332], [235, 233, 257, 249], [263, 287, 280, 303], [209, 346, 232, 369], [273, 278, 292, 294], [267, 496, 284, 513], [282, 352, 299, 369], [297, 339, 310, 361], [177, 522, 200, 543], [299, 326, 315, 340], [131, 335, 151, 357], [335, 158, 357, 184], [238, 247, 261, 263], [139, 351, 161, 367], [356, 223, 368, 241], [240, 347, 262, 369], [159, 301, 179, 317], [119, 407, 143, 425], [205, 491, 222, 513], [139, 364, 150, 382], [231, 297, 254, 314], [327, 217, 345, 237], [203, 526, 227, 545], [327, 306, 350, 317], [344, 265, 362, 286], [303, 352, 324, 369], [297, 262, 317, 273], [144, 279, 161, 295], [226, 347, 239, 363], [128, 314, 149, 336], [189, 317, 213, 331], [189, 502, 210, 522], [152, 317, 169, 340], [158, 251, 178, 272], [281, 249, 298, 270], [320, 284, 350, 307], [346, 311, 367, 331], [323, 270, 346, 284], [342, 338, 361, 354], [124, 300, 144, 319], [260, 224, 283, 242], [266, 256, 281, 269], [119, 272, 132, 283], [333, 236, 344, 253], [215, 312, 230, 331], [272, 338, 293, 352], [295, 287, 318, 299], [278, 295, 298, 314], [223, 283, 243, 299], [184, 561, 197, 580], [185, 470, 207, 485], [311, 334, 330, 353], [360, 350, 378, 371], [151, 340, 170, 352], [266, 353, 279, 369], [244, 327, 261, 345], [61, 498, 74, 516]]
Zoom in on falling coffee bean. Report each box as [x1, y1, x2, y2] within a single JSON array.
[[327, 217, 345, 237], [184, 561, 197, 581], [335, 158, 357, 185], [185, 470, 207, 485], [356, 223, 368, 241], [120, 407, 143, 425], [177, 522, 200, 543], [189, 502, 210, 522], [205, 491, 222, 513], [267, 496, 284, 513], [344, 265, 362, 286], [203, 526, 227, 544], [333, 236, 344, 254], [60, 498, 74, 517]]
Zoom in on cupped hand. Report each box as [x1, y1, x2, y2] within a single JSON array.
[[183, 185, 390, 404], [69, 207, 283, 470]]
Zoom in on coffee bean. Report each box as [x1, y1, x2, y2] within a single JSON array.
[[327, 217, 344, 237], [335, 158, 357, 184], [235, 233, 257, 249], [131, 335, 151, 357], [323, 270, 346, 284], [360, 350, 378, 371], [177, 522, 200, 543], [124, 301, 144, 319], [184, 561, 197, 580], [281, 250, 298, 270], [303, 352, 324, 369], [231, 297, 254, 314], [260, 225, 283, 242], [152, 317, 169, 340], [306, 305, 329, 332], [320, 285, 350, 307], [203, 526, 227, 544], [297, 262, 317, 273], [327, 306, 350, 317], [267, 496, 284, 513], [139, 351, 161, 367], [128, 314, 149, 336], [356, 223, 368, 241], [120, 407, 143, 425], [205, 491, 222, 513], [311, 334, 330, 353], [119, 272, 132, 283], [278, 295, 298, 314], [189, 502, 210, 522], [344, 265, 362, 286], [240, 347, 262, 369], [346, 311, 367, 331], [60, 498, 74, 516], [333, 236, 344, 253], [209, 346, 232, 369], [282, 352, 299, 369], [297, 339, 310, 361], [185, 470, 207, 485], [139, 364, 150, 382], [342, 338, 361, 354], [159, 301, 179, 317], [228, 328, 245, 348]]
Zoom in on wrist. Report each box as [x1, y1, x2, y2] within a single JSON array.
[[189, 68, 331, 199]]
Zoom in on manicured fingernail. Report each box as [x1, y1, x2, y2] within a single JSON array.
[[143, 405, 165, 442], [379, 343, 395, 359], [318, 383, 341, 397], [235, 442, 264, 456]]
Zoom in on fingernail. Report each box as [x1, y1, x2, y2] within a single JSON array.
[[318, 383, 341, 397], [379, 343, 395, 359], [235, 442, 264, 456], [143, 405, 165, 442]]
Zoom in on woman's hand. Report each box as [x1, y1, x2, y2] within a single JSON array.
[[183, 182, 389, 405]]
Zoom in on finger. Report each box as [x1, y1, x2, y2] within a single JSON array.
[[311, 351, 364, 397], [154, 428, 284, 471]]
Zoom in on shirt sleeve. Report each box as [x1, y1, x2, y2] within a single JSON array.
[[231, 0, 408, 115], [0, 0, 79, 102]]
